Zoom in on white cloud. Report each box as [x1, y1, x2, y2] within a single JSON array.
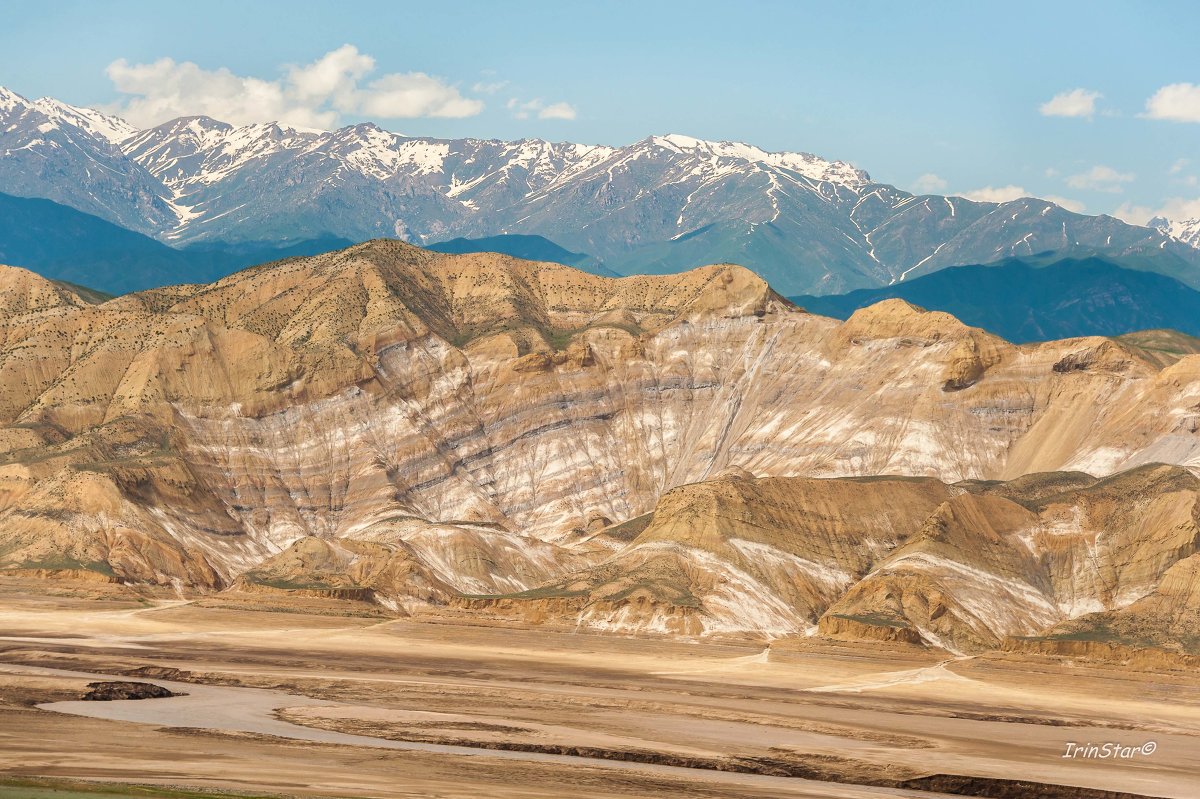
[[911, 173, 948, 194], [1044, 195, 1086, 213], [1143, 83, 1200, 123], [357, 72, 484, 118], [1160, 198, 1200, 222], [1112, 197, 1200, 226], [1166, 159, 1197, 187], [959, 185, 1082, 211], [472, 78, 509, 94], [105, 57, 329, 128], [507, 97, 577, 121], [960, 185, 1029, 203], [1039, 88, 1102, 119], [1065, 164, 1135, 193], [506, 98, 534, 119], [105, 45, 483, 129], [538, 101, 577, 120], [285, 45, 372, 111]]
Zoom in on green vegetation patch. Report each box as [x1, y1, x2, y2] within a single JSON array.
[[0, 777, 299, 799], [604, 582, 703, 609], [1041, 622, 1154, 648], [828, 612, 910, 629], [450, 319, 643, 352], [7, 556, 115, 576], [54, 280, 116, 305], [600, 513, 654, 542], [242, 574, 342, 591], [463, 584, 590, 601]]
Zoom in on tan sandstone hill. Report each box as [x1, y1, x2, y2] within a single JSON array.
[[465, 466, 1199, 653], [0, 240, 1197, 658]]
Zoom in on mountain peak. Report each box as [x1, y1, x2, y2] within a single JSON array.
[[0, 88, 136, 146], [838, 296, 987, 343], [645, 133, 870, 187], [0, 85, 30, 113], [1149, 215, 1200, 250], [32, 97, 136, 145], [155, 114, 234, 134]]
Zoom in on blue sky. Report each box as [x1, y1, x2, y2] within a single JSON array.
[[3, 0, 1197, 221]]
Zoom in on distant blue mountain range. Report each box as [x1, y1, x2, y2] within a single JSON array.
[[792, 256, 1200, 342], [6, 187, 1200, 348], [428, 234, 617, 276], [0, 192, 350, 294]]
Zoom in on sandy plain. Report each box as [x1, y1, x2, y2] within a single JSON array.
[[0, 579, 1197, 799]]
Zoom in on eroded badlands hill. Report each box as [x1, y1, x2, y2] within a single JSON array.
[[473, 465, 1200, 655], [0, 240, 1197, 657]]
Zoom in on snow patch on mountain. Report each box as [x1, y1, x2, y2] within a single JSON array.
[[32, 98, 137, 146], [335, 127, 448, 178], [1150, 216, 1200, 250], [649, 133, 869, 188], [0, 86, 23, 115]]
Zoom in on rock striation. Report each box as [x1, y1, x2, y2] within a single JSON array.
[[0, 240, 1197, 656]]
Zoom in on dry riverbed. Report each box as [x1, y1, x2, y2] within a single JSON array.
[[0, 581, 1197, 799]]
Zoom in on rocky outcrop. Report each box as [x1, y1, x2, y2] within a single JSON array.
[[82, 681, 178, 701], [817, 613, 925, 645], [551, 475, 955, 635], [1019, 549, 1200, 661], [820, 466, 1200, 653], [497, 467, 1200, 651]]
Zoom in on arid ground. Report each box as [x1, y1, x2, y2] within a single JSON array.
[[0, 580, 1197, 799]]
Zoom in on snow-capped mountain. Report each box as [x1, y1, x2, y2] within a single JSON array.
[[0, 86, 173, 234], [1150, 216, 1200, 251], [2, 85, 1197, 294], [31, 96, 138, 145]]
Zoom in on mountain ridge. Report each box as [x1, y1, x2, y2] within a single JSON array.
[[426, 233, 616, 276], [792, 255, 1200, 342], [1151, 214, 1200, 250], [3, 85, 1198, 295], [0, 191, 352, 294]]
